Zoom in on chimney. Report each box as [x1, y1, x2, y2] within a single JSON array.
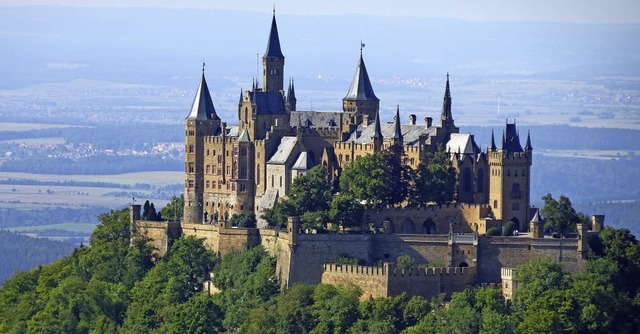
[[425, 117, 433, 128], [409, 114, 416, 125]]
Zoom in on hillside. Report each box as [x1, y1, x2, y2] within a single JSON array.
[[0, 230, 75, 283], [0, 208, 639, 333]]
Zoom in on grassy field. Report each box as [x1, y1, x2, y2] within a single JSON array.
[[0, 171, 183, 187], [0, 122, 90, 131]]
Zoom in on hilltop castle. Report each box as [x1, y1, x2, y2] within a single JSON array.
[[183, 12, 533, 232], [132, 13, 603, 300]]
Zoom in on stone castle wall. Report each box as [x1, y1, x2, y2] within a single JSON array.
[[321, 263, 476, 300], [132, 220, 182, 257], [366, 204, 492, 234]]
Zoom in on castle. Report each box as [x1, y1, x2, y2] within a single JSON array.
[[132, 12, 603, 300]]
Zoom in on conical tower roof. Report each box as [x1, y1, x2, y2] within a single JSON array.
[[263, 12, 284, 59], [344, 52, 378, 101], [490, 129, 497, 151], [393, 105, 403, 141], [372, 108, 383, 140], [525, 130, 533, 151], [186, 66, 219, 121], [441, 73, 452, 121]]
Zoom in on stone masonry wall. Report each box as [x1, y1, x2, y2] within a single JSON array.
[[366, 204, 491, 234], [133, 220, 181, 257], [478, 236, 584, 283]]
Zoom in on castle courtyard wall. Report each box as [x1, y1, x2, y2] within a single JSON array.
[[367, 204, 491, 234], [133, 220, 182, 257]]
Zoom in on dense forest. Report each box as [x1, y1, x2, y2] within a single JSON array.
[[0, 230, 75, 283], [1, 208, 639, 333]]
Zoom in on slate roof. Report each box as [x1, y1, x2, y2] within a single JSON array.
[[186, 72, 220, 121], [238, 128, 250, 142], [251, 91, 287, 115], [292, 151, 313, 170], [503, 123, 524, 153], [290, 111, 341, 128], [347, 122, 434, 146], [446, 133, 479, 155], [263, 14, 284, 58], [268, 137, 299, 164], [343, 55, 378, 101]]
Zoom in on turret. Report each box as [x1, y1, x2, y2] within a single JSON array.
[[372, 108, 383, 152], [262, 10, 285, 93], [184, 65, 221, 225], [286, 78, 297, 112], [391, 105, 403, 147], [436, 73, 458, 142], [342, 43, 380, 123], [490, 129, 497, 152]]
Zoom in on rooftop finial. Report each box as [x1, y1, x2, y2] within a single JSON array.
[[273, 3, 276, 15], [360, 40, 365, 56], [202, 62, 205, 74]]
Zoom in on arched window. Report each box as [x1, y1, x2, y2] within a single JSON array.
[[257, 164, 260, 185], [463, 168, 472, 192], [477, 168, 484, 193]]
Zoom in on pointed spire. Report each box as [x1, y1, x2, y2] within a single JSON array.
[[372, 108, 383, 141], [500, 130, 506, 150], [344, 46, 378, 101], [287, 78, 296, 102], [393, 105, 403, 141], [186, 66, 219, 121], [238, 87, 243, 105], [263, 11, 284, 58], [525, 130, 533, 151], [490, 129, 497, 151], [441, 73, 452, 121]]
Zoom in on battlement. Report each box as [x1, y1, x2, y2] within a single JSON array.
[[501, 267, 516, 279], [205, 135, 237, 145], [322, 263, 474, 277]]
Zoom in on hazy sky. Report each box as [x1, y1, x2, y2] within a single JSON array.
[[2, 0, 640, 23]]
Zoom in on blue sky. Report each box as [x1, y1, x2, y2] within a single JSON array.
[[2, 0, 639, 23]]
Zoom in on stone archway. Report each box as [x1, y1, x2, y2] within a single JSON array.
[[400, 219, 416, 234], [422, 218, 437, 234], [459, 262, 469, 268]]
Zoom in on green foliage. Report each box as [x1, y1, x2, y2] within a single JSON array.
[[339, 152, 390, 210], [328, 255, 364, 265], [329, 193, 364, 230], [229, 211, 257, 228], [142, 200, 161, 221], [502, 220, 518, 236], [160, 194, 184, 221], [410, 150, 455, 205], [541, 193, 586, 234], [486, 227, 501, 236], [396, 255, 416, 269]]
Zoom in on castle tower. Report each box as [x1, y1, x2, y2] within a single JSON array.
[[438, 73, 458, 142], [342, 44, 379, 123], [488, 121, 532, 231], [262, 11, 285, 93], [371, 108, 383, 152], [391, 105, 403, 147], [285, 78, 297, 112], [234, 128, 255, 213], [184, 65, 221, 225]]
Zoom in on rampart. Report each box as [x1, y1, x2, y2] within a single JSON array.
[[321, 263, 476, 300], [181, 222, 260, 257], [132, 220, 182, 257], [365, 204, 493, 234]]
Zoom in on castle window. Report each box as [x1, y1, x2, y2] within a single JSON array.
[[477, 168, 484, 193], [218, 181, 222, 189], [227, 166, 230, 175], [272, 175, 274, 188], [188, 180, 194, 188], [213, 150, 216, 156], [240, 184, 246, 192], [280, 176, 283, 187], [189, 145, 193, 154], [345, 155, 350, 162], [511, 183, 522, 199], [257, 164, 261, 185], [339, 154, 343, 162], [188, 163, 194, 174], [206, 181, 210, 189], [493, 200, 498, 209], [463, 168, 472, 192], [206, 165, 210, 174]]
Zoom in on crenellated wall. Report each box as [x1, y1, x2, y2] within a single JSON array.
[[321, 263, 476, 300]]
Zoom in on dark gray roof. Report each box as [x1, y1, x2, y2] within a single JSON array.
[[238, 128, 250, 142], [186, 73, 220, 121], [290, 111, 342, 128], [392, 106, 403, 140], [348, 122, 434, 146], [343, 55, 378, 101], [263, 14, 284, 59], [503, 122, 524, 153], [251, 91, 287, 115]]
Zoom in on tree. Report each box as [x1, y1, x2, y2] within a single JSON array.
[[540, 193, 585, 234], [410, 150, 455, 205], [396, 255, 416, 269], [160, 194, 184, 221], [339, 152, 389, 210], [381, 145, 411, 206], [329, 193, 364, 230], [229, 211, 257, 228]]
